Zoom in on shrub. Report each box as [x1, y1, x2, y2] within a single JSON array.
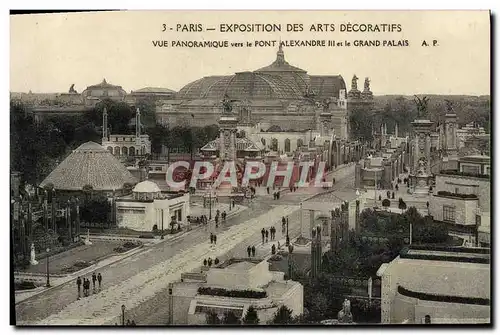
[[198, 287, 267, 299], [436, 191, 477, 199], [15, 280, 36, 291]]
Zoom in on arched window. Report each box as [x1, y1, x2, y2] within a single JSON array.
[[129, 146, 136, 156], [122, 146, 128, 156], [271, 138, 278, 151], [284, 138, 291, 153], [297, 138, 304, 148], [114, 147, 120, 156], [107, 146, 113, 154], [261, 138, 266, 146]]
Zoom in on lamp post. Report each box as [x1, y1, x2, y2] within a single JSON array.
[[45, 247, 51, 287], [208, 186, 213, 221], [161, 208, 164, 239], [121, 304, 126, 326], [286, 217, 290, 246], [287, 244, 294, 279]]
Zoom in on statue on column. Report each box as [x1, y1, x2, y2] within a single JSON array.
[[351, 75, 359, 90], [445, 99, 454, 113], [69, 84, 77, 94], [363, 77, 370, 92], [30, 243, 39, 265], [221, 94, 237, 115], [413, 95, 430, 119]]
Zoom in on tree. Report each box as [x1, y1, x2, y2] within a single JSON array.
[[270, 305, 294, 325], [242, 305, 259, 325], [382, 199, 390, 209], [80, 195, 111, 225], [205, 311, 221, 325], [221, 311, 241, 325]]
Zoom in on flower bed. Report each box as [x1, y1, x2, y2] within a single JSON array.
[[198, 287, 267, 299], [59, 260, 92, 274], [15, 280, 37, 291], [113, 241, 142, 253], [436, 191, 478, 199]]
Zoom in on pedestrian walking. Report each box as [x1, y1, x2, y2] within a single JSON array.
[[247, 246, 251, 257], [210, 233, 214, 244], [76, 276, 82, 298], [232, 199, 235, 208], [271, 244, 276, 255], [261, 228, 265, 244], [213, 234, 217, 245], [83, 278, 88, 297], [203, 259, 208, 267], [265, 230, 269, 243], [92, 272, 97, 292], [97, 273, 102, 290], [208, 258, 213, 267], [223, 211, 227, 221], [251, 246, 256, 257]]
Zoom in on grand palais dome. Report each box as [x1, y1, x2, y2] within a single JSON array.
[[175, 46, 346, 102]]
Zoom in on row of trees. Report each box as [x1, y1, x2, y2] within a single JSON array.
[[10, 98, 220, 185]]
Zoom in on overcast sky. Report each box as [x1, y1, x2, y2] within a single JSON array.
[[10, 10, 490, 96]]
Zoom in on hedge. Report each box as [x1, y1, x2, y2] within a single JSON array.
[[198, 287, 267, 299]]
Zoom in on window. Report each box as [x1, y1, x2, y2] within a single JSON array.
[[443, 205, 456, 222]]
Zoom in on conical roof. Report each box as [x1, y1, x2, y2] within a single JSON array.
[[40, 141, 137, 191]]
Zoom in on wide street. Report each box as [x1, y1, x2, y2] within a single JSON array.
[[16, 164, 355, 325]]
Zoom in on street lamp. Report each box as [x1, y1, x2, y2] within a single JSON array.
[[208, 186, 213, 220], [287, 244, 294, 279], [161, 208, 164, 239], [286, 217, 290, 246], [121, 304, 126, 326], [45, 247, 51, 287]]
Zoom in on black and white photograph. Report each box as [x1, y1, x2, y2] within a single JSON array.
[[9, 9, 491, 326]]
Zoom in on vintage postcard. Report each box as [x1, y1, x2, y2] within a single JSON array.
[[10, 10, 491, 326]]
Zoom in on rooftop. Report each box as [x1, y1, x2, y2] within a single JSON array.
[[39, 141, 137, 191]]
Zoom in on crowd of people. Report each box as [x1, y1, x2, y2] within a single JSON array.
[[76, 272, 102, 299]]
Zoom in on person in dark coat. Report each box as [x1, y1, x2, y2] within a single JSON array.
[[92, 272, 97, 292], [97, 273, 102, 290], [271, 244, 276, 255], [76, 276, 82, 298], [208, 258, 213, 267], [203, 259, 208, 267], [213, 235, 217, 245], [265, 230, 269, 243], [251, 246, 256, 257], [247, 246, 251, 257], [210, 233, 214, 244], [267, 186, 270, 194], [83, 278, 88, 296], [261, 228, 265, 244]]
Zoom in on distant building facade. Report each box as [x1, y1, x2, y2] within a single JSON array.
[[377, 246, 490, 324], [81, 78, 127, 107], [115, 180, 190, 231], [156, 46, 367, 139], [429, 155, 490, 238]]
